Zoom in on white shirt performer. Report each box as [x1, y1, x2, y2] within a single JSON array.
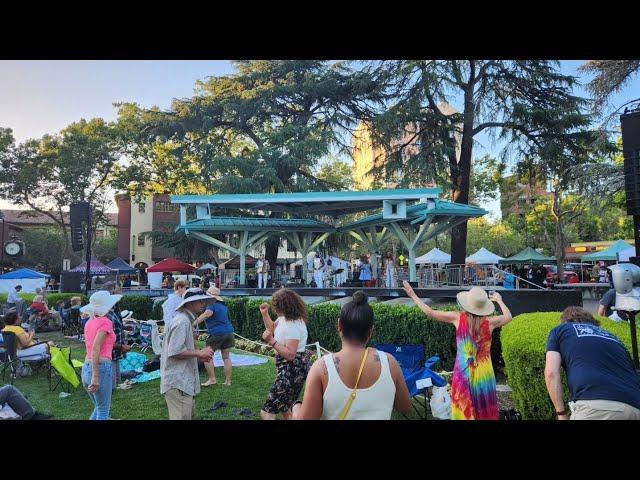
[[313, 254, 325, 289], [256, 256, 270, 289]]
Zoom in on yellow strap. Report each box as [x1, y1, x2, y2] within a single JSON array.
[[339, 347, 370, 420]]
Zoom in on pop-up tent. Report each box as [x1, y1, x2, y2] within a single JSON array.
[[466, 247, 504, 265], [220, 255, 257, 269], [618, 246, 637, 262], [499, 247, 555, 265], [70, 256, 115, 275], [106, 257, 138, 274], [0, 268, 51, 294], [147, 258, 195, 273], [581, 239, 635, 262], [415, 248, 451, 264]]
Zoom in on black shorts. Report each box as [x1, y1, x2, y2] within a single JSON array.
[[205, 333, 235, 350]]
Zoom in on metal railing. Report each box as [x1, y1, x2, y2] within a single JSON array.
[[219, 269, 286, 288]]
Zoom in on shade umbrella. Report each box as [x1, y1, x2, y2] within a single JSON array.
[[197, 262, 217, 271]]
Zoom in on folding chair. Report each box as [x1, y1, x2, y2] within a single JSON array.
[[0, 331, 52, 388], [63, 308, 82, 338], [374, 343, 447, 419]]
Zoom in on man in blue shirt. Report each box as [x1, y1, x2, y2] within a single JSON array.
[[545, 306, 640, 420], [192, 287, 234, 386]]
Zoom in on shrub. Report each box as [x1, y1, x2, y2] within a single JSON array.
[[0, 293, 36, 304], [150, 299, 164, 320], [119, 295, 154, 320], [501, 312, 638, 420], [47, 293, 89, 307]]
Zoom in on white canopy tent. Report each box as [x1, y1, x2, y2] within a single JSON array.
[[617, 246, 637, 263], [415, 248, 451, 265], [466, 247, 504, 265]]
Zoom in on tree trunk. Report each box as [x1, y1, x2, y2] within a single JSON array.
[[449, 62, 476, 265]]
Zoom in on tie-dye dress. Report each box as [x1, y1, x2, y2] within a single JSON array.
[[450, 313, 499, 420]]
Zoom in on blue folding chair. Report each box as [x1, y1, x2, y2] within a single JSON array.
[[375, 343, 447, 419]]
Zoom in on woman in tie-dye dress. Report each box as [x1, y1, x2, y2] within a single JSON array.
[[402, 281, 513, 420]]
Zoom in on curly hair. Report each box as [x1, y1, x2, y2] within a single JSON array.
[[561, 306, 600, 326], [271, 288, 308, 323]]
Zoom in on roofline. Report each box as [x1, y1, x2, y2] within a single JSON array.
[[170, 188, 442, 205]]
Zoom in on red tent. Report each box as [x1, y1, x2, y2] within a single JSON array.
[[146, 258, 195, 273]]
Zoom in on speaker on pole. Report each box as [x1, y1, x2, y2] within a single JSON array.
[[621, 107, 640, 255], [70, 202, 91, 252]]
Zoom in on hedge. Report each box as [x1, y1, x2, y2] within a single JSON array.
[[501, 312, 638, 420], [226, 298, 460, 371], [119, 296, 155, 320], [1, 293, 88, 307]]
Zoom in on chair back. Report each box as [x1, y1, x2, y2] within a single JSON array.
[[374, 343, 425, 375], [1, 331, 18, 362]]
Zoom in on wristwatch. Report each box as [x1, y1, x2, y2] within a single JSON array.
[[555, 409, 567, 417]]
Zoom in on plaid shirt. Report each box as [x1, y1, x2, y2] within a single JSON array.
[[108, 309, 126, 361]]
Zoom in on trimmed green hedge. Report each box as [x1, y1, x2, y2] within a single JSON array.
[[1, 293, 88, 306], [501, 312, 638, 420], [119, 296, 155, 320], [226, 298, 459, 371]]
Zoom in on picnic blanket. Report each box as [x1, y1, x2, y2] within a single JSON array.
[[212, 351, 268, 367]]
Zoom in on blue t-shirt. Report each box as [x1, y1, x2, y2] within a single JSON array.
[[503, 273, 516, 290], [546, 322, 640, 410], [204, 302, 234, 336]]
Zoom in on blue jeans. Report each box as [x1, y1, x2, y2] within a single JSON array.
[[81, 361, 113, 420]]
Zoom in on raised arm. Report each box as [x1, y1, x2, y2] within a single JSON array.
[[402, 281, 459, 324], [259, 303, 275, 331], [487, 292, 513, 330]]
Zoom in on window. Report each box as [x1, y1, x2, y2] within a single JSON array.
[[138, 236, 145, 246], [138, 202, 146, 213], [155, 201, 176, 212]]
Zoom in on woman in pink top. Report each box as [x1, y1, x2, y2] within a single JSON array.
[[80, 291, 121, 420]]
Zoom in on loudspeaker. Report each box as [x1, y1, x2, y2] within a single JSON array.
[[621, 110, 640, 215], [60, 271, 82, 293], [70, 202, 91, 252], [628, 257, 640, 268]]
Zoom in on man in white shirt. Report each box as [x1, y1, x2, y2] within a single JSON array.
[[161, 280, 189, 330], [256, 255, 270, 289], [7, 285, 25, 318], [313, 253, 325, 288]]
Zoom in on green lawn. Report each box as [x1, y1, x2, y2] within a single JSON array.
[[6, 331, 427, 420]]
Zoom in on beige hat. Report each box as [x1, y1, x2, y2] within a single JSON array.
[[176, 288, 216, 310], [456, 287, 495, 317], [206, 286, 225, 302]]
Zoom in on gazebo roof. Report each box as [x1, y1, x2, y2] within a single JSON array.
[[180, 216, 335, 233]]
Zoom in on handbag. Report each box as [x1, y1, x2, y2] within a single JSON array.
[[338, 347, 370, 420]]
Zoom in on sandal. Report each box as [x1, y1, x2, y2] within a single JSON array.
[[209, 401, 227, 412]]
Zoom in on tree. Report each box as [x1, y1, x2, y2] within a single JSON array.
[[0, 119, 121, 253], [23, 227, 71, 274], [580, 60, 640, 115], [93, 230, 118, 264], [115, 61, 383, 269], [359, 60, 598, 264], [315, 156, 354, 191]]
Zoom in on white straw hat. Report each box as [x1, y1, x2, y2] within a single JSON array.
[[86, 290, 123, 317], [206, 286, 224, 302], [456, 287, 495, 317], [176, 288, 216, 310]]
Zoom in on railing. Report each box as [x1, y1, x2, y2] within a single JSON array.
[[407, 264, 547, 290], [219, 269, 286, 288]]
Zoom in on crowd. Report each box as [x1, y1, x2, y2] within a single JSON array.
[[3, 269, 640, 421]]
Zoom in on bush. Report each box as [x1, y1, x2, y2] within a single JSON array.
[[150, 300, 164, 320], [501, 312, 638, 420], [227, 298, 460, 371], [0, 293, 36, 305], [119, 295, 154, 320], [47, 293, 89, 307]]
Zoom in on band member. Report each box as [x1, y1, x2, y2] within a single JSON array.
[[256, 254, 270, 288], [313, 252, 325, 288]]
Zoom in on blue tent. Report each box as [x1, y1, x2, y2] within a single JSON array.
[[106, 257, 138, 274], [0, 268, 50, 279]]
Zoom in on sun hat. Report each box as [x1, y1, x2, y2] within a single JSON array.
[[456, 287, 495, 317], [84, 290, 123, 317], [176, 288, 216, 311], [120, 310, 133, 320], [80, 304, 95, 317], [206, 286, 225, 302]]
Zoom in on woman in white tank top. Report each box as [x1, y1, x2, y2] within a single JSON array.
[[291, 291, 411, 420]]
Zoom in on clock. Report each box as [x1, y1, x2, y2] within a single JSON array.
[[4, 241, 22, 257]]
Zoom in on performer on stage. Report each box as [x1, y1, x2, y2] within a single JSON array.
[[385, 254, 397, 288], [256, 254, 270, 289], [313, 252, 325, 288]]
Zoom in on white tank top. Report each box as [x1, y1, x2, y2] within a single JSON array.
[[320, 350, 396, 420]]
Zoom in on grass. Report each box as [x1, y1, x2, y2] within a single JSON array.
[[6, 331, 428, 420]]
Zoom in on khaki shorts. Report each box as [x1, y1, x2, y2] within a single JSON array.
[[206, 333, 235, 351], [570, 400, 640, 420], [164, 388, 195, 420]]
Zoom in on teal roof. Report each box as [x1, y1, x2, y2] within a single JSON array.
[[581, 239, 635, 261], [338, 199, 487, 232], [178, 216, 335, 233], [171, 188, 442, 216], [499, 247, 555, 264]]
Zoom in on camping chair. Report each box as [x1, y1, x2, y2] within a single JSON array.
[[0, 331, 52, 388], [63, 308, 82, 338], [146, 320, 163, 355], [374, 343, 447, 419], [139, 321, 153, 353]]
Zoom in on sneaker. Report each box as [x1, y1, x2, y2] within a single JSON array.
[[30, 412, 53, 420]]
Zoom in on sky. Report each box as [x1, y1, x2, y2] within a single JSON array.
[[1, 60, 639, 217]]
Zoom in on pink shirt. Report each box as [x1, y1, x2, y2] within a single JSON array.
[[84, 316, 116, 361]]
